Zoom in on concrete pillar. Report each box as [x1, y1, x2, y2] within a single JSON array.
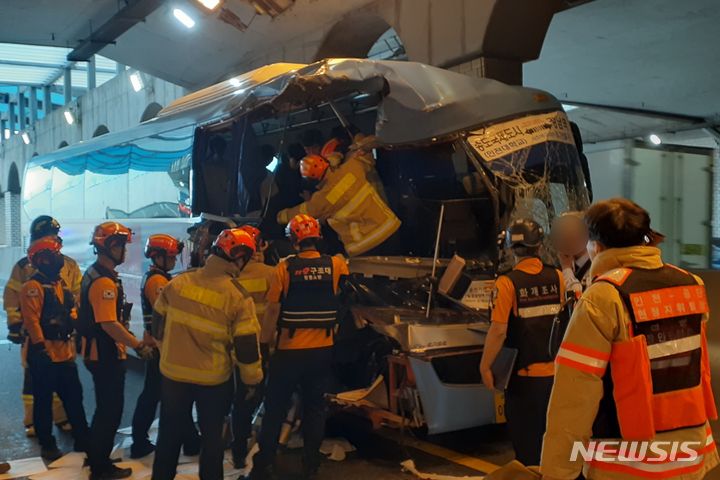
[[0, 118, 5, 144], [116, 63, 125, 74], [450, 58, 523, 85], [0, 196, 6, 246], [8, 99, 16, 134], [64, 68, 72, 105], [29, 86, 38, 125], [43, 85, 53, 116], [712, 143, 720, 268], [17, 88, 26, 131], [87, 56, 97, 91], [5, 193, 21, 247]]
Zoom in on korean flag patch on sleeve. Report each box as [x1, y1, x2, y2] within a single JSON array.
[[26, 288, 40, 297], [102, 289, 116, 300]]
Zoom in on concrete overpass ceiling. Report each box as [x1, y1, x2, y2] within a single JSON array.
[[525, 0, 720, 122], [0, 0, 124, 47], [99, 0, 373, 89]]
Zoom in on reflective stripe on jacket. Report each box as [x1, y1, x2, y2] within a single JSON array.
[[236, 260, 275, 319], [277, 155, 400, 256], [154, 255, 263, 386], [504, 264, 563, 372], [4, 255, 81, 327], [541, 246, 719, 480]]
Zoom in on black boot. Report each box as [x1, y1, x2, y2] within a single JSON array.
[[130, 439, 155, 459], [40, 446, 63, 462], [89, 464, 133, 480], [232, 442, 248, 469]]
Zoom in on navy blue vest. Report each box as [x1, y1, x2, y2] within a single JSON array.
[[30, 273, 75, 341], [504, 264, 562, 370], [279, 255, 338, 337]]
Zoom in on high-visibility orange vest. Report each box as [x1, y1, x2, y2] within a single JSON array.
[[594, 265, 717, 440]]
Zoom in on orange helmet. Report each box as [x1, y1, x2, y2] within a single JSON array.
[[212, 228, 256, 260], [28, 237, 62, 264], [145, 234, 184, 258], [90, 222, 133, 248], [286, 214, 321, 243], [299, 154, 330, 181], [239, 225, 261, 242]]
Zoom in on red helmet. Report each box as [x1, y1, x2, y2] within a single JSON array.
[[90, 222, 133, 248], [285, 214, 321, 243], [28, 237, 62, 265], [145, 234, 184, 258], [239, 225, 261, 242], [299, 154, 330, 181], [212, 228, 256, 260]]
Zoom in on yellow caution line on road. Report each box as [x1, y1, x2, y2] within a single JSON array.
[[378, 429, 501, 474]]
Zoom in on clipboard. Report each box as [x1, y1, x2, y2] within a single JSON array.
[[491, 347, 518, 391]]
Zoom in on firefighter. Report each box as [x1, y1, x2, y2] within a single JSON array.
[[4, 215, 78, 436], [230, 225, 276, 468], [276, 140, 401, 257], [550, 211, 591, 295], [479, 219, 565, 467], [130, 234, 200, 459], [541, 198, 719, 480], [79, 222, 154, 480], [20, 237, 90, 461], [151, 228, 263, 480], [250, 214, 349, 480]]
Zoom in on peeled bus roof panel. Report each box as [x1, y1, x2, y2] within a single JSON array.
[[30, 58, 562, 168]]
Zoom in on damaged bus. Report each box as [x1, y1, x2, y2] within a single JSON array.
[[21, 59, 590, 434]]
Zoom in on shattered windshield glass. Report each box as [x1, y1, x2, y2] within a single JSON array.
[[467, 111, 590, 265]]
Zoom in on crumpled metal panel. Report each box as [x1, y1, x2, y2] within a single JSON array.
[[46, 58, 562, 165], [161, 58, 562, 145]]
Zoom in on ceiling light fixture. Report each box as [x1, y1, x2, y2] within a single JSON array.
[[21, 132, 31, 145], [64, 110, 75, 125], [130, 72, 144, 92], [649, 134, 662, 145], [229, 78, 241, 87], [3, 129, 9, 140], [196, 0, 221, 10], [173, 8, 196, 28]]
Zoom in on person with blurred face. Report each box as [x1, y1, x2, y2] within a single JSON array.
[[551, 211, 591, 295]]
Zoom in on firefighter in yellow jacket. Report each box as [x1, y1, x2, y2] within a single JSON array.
[[3, 215, 78, 436], [230, 225, 276, 468], [276, 138, 400, 257], [151, 228, 263, 480], [541, 198, 718, 480]]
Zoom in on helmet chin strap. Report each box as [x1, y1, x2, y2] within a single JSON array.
[[98, 241, 126, 266]]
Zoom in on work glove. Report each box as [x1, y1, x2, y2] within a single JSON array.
[[7, 323, 25, 344], [134, 343, 156, 361]]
